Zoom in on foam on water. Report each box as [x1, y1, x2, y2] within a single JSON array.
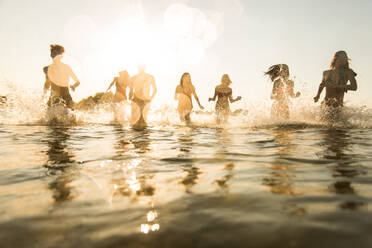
[[1, 82, 372, 129]]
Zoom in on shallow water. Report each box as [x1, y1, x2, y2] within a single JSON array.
[[0, 121, 371, 248]]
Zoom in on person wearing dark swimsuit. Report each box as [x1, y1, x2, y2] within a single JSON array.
[[313, 51, 357, 115], [209, 74, 241, 123], [43, 44, 80, 109]]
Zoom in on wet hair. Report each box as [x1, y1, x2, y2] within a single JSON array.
[[180, 72, 191, 87], [221, 74, 232, 85], [264, 64, 289, 82], [330, 51, 349, 69], [50, 44, 65, 58]]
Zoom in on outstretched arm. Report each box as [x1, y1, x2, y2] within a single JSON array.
[[192, 87, 204, 109], [208, 89, 217, 102], [43, 77, 51, 95], [175, 86, 181, 100], [43, 67, 51, 95], [150, 77, 157, 101], [271, 81, 279, 100], [228, 91, 241, 103], [314, 73, 326, 102], [106, 78, 117, 92], [287, 80, 300, 98], [67, 65, 80, 91]]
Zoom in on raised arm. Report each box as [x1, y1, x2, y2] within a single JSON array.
[[346, 76, 357, 91], [345, 69, 357, 91]]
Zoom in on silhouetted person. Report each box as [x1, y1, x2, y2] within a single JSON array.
[[106, 70, 131, 103], [129, 65, 157, 129], [265, 64, 300, 119], [43, 44, 80, 109], [174, 72, 204, 124], [313, 51, 357, 109], [209, 74, 241, 123]]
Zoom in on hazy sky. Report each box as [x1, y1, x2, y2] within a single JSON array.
[[1, 0, 371, 107]]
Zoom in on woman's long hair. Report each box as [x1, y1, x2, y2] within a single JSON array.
[[179, 72, 193, 94], [221, 74, 232, 86], [330, 51, 350, 69], [264, 64, 289, 82], [180, 72, 191, 87]]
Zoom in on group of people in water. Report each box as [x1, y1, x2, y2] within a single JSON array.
[[42, 44, 358, 127]]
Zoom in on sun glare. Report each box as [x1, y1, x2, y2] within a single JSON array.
[[62, 3, 222, 99]]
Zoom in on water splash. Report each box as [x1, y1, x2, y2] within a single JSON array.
[[1, 81, 372, 128]]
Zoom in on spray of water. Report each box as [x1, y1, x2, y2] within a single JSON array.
[[1, 81, 372, 129]]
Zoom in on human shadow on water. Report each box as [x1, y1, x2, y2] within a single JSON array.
[[319, 128, 367, 210], [176, 127, 201, 193], [44, 126, 78, 205]]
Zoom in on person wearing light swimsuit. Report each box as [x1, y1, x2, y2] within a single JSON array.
[[175, 72, 204, 124]]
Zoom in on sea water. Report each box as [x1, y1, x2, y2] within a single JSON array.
[[0, 87, 371, 248]]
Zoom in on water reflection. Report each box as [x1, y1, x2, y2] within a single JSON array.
[[44, 126, 77, 205], [176, 127, 201, 193], [112, 125, 131, 158], [262, 129, 298, 196], [111, 127, 155, 199], [141, 205, 160, 234], [319, 128, 366, 210], [214, 129, 235, 192]]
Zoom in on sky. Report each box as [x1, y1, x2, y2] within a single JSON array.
[[0, 0, 371, 108]]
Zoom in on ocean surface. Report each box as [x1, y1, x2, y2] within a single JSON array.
[[0, 94, 372, 248]]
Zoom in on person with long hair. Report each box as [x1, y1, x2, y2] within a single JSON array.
[[265, 64, 300, 119], [43, 44, 80, 109], [175, 72, 204, 123], [313, 51, 357, 108], [208, 74, 241, 123], [106, 70, 131, 103]]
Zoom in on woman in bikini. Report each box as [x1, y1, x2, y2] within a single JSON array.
[[265, 64, 300, 119], [175, 72, 204, 123], [313, 51, 357, 108], [106, 70, 131, 103], [208, 74, 241, 123]]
